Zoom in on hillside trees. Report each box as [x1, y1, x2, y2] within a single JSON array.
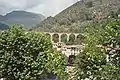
[[74, 18, 120, 80], [0, 25, 68, 80]]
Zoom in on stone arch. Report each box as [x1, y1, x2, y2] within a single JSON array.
[[67, 34, 75, 45], [45, 33, 53, 42], [61, 34, 67, 43], [75, 34, 84, 45], [52, 34, 59, 43]]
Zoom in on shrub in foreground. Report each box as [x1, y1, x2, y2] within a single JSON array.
[[0, 25, 67, 80], [74, 18, 120, 80]]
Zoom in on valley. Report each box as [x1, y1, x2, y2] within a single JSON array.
[[0, 0, 120, 80]]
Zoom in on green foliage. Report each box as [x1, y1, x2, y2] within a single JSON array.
[[74, 18, 120, 80], [0, 25, 68, 80], [45, 49, 68, 80], [61, 34, 67, 43], [67, 34, 75, 45], [52, 34, 59, 43]]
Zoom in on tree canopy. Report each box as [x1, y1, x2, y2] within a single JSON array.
[[0, 25, 68, 80], [74, 18, 120, 80]]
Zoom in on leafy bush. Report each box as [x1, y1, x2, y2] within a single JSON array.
[[0, 25, 68, 80], [74, 18, 120, 80], [45, 49, 68, 80]]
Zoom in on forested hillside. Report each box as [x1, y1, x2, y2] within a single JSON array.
[[32, 0, 120, 33]]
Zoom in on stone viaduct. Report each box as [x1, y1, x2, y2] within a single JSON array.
[[43, 32, 84, 43]]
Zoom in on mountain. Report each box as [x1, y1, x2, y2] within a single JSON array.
[[0, 22, 9, 30], [0, 15, 4, 21], [0, 11, 45, 29], [32, 0, 120, 33]]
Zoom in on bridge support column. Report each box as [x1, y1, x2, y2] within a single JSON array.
[[67, 34, 70, 42], [51, 34, 53, 42], [74, 34, 79, 41], [59, 34, 62, 42]]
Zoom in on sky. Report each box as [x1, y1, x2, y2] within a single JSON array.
[[0, 0, 79, 17]]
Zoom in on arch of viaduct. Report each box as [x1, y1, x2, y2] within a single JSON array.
[[43, 32, 84, 43]]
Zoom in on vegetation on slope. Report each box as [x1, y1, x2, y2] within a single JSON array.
[[74, 17, 120, 80], [32, 0, 120, 33], [1, 11, 120, 80]]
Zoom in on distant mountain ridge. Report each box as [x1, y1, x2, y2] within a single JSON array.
[[32, 0, 120, 33], [0, 22, 9, 30], [0, 11, 46, 29], [0, 15, 4, 21]]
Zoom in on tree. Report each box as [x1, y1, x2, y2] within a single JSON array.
[[0, 25, 68, 80], [74, 18, 120, 80], [67, 34, 75, 45], [45, 49, 68, 80], [86, 1, 93, 8], [61, 34, 67, 43]]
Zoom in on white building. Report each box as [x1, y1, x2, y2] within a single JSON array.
[[53, 42, 83, 57]]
